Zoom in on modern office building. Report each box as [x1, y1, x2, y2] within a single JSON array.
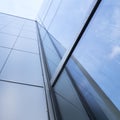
[[0, 0, 120, 120]]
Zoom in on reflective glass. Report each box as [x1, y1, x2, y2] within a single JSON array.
[[0, 47, 10, 71], [73, 0, 120, 110], [38, 24, 47, 40], [0, 14, 24, 35], [23, 20, 36, 29], [37, 0, 52, 23], [37, 0, 97, 80], [20, 30, 37, 40], [54, 69, 90, 120], [6, 23, 23, 29], [41, 30, 61, 78], [44, 46, 60, 64], [0, 26, 21, 36], [66, 58, 109, 119], [45, 0, 95, 49], [10, 20, 24, 27], [14, 37, 39, 54], [55, 93, 89, 120], [0, 33, 17, 48], [50, 34, 66, 57], [22, 26, 36, 33], [53, 0, 120, 119], [0, 24, 6, 30], [0, 13, 25, 24], [0, 13, 12, 25], [0, 50, 43, 86], [42, 0, 61, 28], [0, 81, 48, 120]]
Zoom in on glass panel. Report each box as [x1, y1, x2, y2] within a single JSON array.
[[73, 0, 120, 110], [0, 14, 25, 35], [0, 13, 25, 24], [0, 26, 21, 36], [38, 25, 61, 78], [0, 47, 10, 71], [0, 13, 13, 25], [42, 0, 61, 28], [45, 0, 96, 49], [43, 36, 61, 76], [37, 0, 97, 79], [66, 58, 109, 119], [38, 24, 48, 41], [6, 22, 23, 29], [54, 69, 90, 120], [14, 37, 39, 54], [20, 30, 37, 40], [37, 0, 52, 24], [23, 20, 36, 29], [0, 33, 17, 48], [50, 34, 66, 57], [22, 26, 36, 33], [55, 93, 89, 120], [0, 50, 43, 86], [0, 81, 48, 120]]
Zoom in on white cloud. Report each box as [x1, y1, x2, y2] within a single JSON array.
[[0, 0, 43, 20], [110, 46, 120, 59]]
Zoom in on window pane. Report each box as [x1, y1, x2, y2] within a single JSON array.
[[74, 0, 120, 110], [38, 26, 61, 78], [0, 33, 17, 48], [37, 0, 97, 79], [54, 69, 90, 120], [14, 37, 39, 54], [42, 0, 96, 48], [0, 47, 10, 71], [0, 81, 48, 120], [0, 50, 43, 86]]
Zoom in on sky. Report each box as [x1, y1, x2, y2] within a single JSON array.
[[0, 0, 43, 20]]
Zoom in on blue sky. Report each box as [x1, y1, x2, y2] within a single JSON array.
[[0, 0, 43, 20]]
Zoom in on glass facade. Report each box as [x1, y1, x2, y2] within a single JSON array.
[[0, 0, 120, 120], [37, 0, 120, 120], [0, 13, 48, 120], [38, 24, 63, 78]]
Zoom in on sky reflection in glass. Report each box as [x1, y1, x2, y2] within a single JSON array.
[[74, 0, 120, 110]]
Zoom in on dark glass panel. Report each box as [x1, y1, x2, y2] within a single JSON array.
[[54, 69, 90, 120]]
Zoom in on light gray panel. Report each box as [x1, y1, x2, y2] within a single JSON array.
[[0, 26, 21, 36], [55, 93, 89, 120], [0, 24, 5, 29], [23, 20, 36, 29], [14, 37, 39, 54], [0, 50, 43, 86], [0, 33, 17, 48], [0, 81, 48, 120], [0, 47, 10, 71], [20, 30, 37, 40]]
